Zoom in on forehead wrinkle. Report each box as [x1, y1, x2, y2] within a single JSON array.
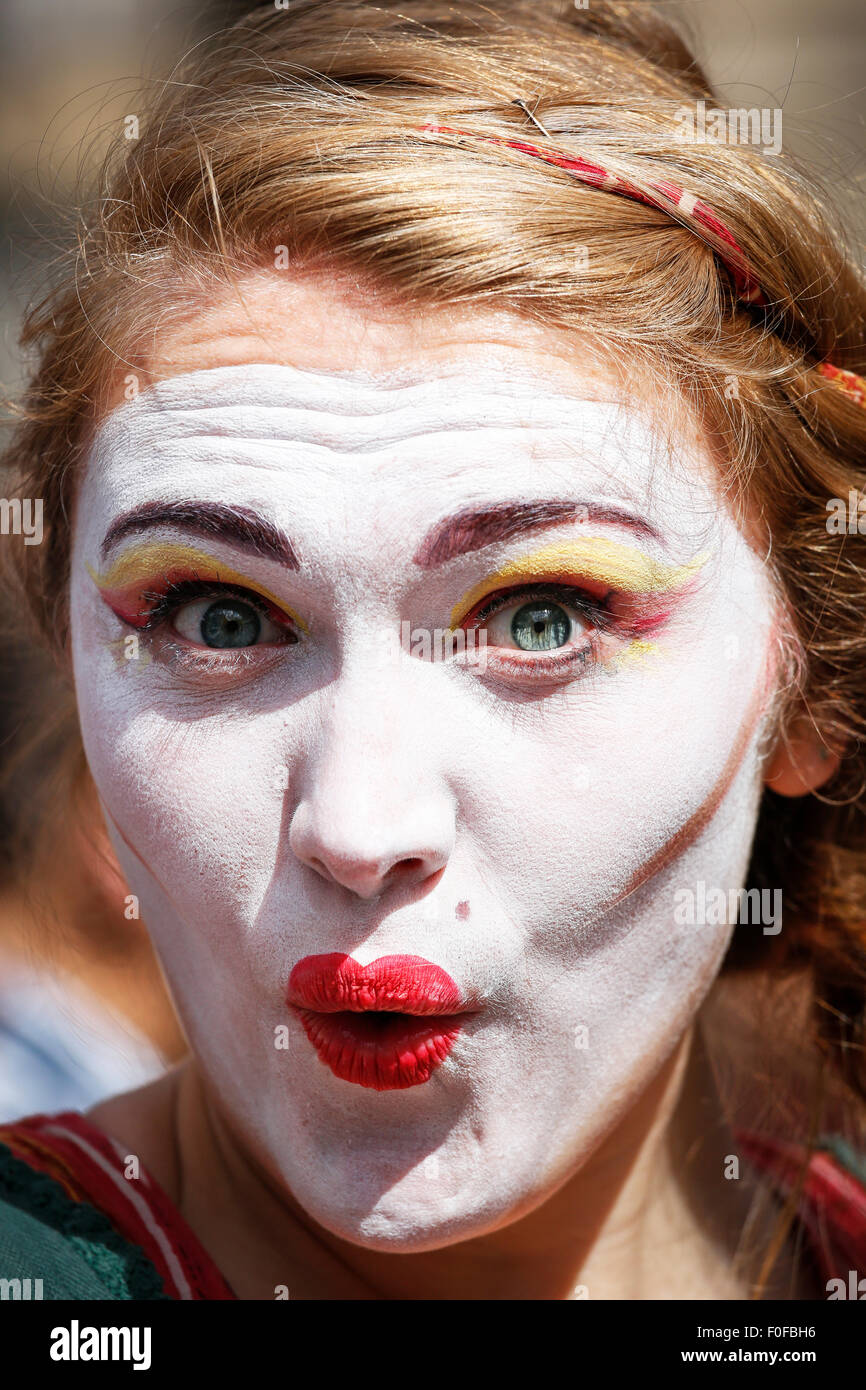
[[89, 407, 638, 457], [120, 358, 625, 405], [88, 361, 650, 459], [86, 411, 674, 495], [81, 367, 722, 569]]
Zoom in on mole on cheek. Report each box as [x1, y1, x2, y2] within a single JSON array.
[[456, 900, 470, 920]]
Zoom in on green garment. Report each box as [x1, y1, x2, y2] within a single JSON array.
[[0, 1140, 170, 1300]]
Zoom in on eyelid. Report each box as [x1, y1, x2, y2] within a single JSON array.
[[87, 541, 309, 633], [464, 581, 608, 631], [449, 539, 707, 629], [144, 580, 298, 643]]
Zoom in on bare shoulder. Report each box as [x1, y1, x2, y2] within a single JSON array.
[[86, 1061, 186, 1204]]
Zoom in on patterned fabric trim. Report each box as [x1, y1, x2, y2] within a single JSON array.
[[0, 1112, 236, 1300], [0, 1140, 170, 1299]]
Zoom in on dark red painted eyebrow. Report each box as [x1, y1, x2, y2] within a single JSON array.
[[413, 499, 663, 568], [100, 501, 299, 569]]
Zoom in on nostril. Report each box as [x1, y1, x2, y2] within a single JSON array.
[[297, 843, 446, 898], [385, 856, 438, 888], [393, 857, 424, 875]]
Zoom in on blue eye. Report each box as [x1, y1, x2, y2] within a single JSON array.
[[510, 601, 572, 651], [171, 594, 286, 648], [199, 599, 262, 648], [474, 586, 592, 657]]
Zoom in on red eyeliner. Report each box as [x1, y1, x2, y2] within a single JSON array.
[[99, 572, 291, 632], [286, 953, 475, 1091]]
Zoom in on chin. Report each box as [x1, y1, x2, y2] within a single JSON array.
[[302, 1179, 516, 1253], [277, 1132, 557, 1253]]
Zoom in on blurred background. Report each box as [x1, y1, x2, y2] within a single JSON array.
[[0, 0, 863, 1121]]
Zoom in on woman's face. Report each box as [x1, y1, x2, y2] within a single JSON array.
[[70, 274, 780, 1250]]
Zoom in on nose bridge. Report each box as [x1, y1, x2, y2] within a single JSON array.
[[287, 650, 457, 899]]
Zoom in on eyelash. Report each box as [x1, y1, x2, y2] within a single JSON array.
[[136, 578, 297, 637], [458, 581, 619, 679], [467, 581, 612, 630], [112, 575, 652, 689]]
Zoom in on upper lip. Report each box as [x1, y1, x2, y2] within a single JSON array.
[[286, 952, 475, 1015]]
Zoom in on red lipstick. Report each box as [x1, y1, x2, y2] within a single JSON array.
[[286, 953, 470, 1091]]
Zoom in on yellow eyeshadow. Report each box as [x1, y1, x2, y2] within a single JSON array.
[[449, 538, 708, 628], [87, 542, 309, 633], [603, 638, 662, 673]]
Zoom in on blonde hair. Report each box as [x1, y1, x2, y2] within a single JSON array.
[[2, 0, 866, 1286]]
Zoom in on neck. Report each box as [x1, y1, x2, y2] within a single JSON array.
[[167, 1024, 792, 1300]]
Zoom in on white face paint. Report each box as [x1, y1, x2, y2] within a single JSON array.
[[70, 356, 780, 1251]]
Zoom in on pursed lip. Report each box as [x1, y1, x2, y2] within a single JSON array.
[[286, 952, 475, 1015], [285, 953, 479, 1091]]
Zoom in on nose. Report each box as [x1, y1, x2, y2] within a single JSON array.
[[287, 680, 456, 902], [290, 818, 450, 899]]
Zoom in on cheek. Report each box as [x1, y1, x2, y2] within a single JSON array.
[[452, 621, 771, 951], [73, 671, 289, 934], [71, 568, 292, 920]]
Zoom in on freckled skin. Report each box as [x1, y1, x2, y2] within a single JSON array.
[[73, 275, 827, 1298]]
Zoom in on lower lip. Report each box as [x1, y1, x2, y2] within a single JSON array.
[[291, 1008, 467, 1091]]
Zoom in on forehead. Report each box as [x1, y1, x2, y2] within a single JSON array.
[[75, 274, 727, 566], [85, 281, 716, 536], [78, 356, 718, 549], [120, 269, 639, 389]]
